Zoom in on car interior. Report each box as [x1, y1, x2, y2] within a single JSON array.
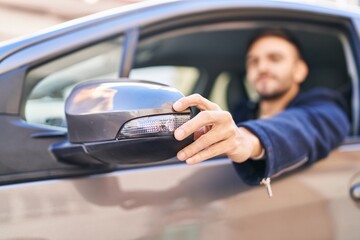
[[132, 21, 357, 135]]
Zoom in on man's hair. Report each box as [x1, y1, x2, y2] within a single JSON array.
[[246, 28, 304, 60]]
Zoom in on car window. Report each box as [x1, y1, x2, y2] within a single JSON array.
[[130, 21, 357, 140], [210, 71, 262, 109], [208, 72, 231, 111], [24, 36, 124, 128], [129, 66, 200, 96]]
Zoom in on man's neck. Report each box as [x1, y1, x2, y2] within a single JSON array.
[[259, 86, 300, 118]]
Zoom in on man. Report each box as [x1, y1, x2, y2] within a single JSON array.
[[172, 29, 350, 196]]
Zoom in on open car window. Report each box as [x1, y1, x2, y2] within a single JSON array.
[[134, 22, 357, 135], [24, 36, 124, 128]]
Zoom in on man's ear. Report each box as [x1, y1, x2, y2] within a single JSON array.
[[294, 60, 309, 84]]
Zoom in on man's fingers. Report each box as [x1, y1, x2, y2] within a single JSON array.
[[173, 94, 221, 112], [177, 126, 231, 161], [173, 93, 239, 164], [174, 110, 227, 141], [194, 127, 206, 140], [184, 139, 230, 165]]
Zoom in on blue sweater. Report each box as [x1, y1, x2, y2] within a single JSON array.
[[233, 88, 350, 185]]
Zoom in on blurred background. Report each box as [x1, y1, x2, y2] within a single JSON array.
[[0, 0, 143, 41], [0, 0, 359, 42]]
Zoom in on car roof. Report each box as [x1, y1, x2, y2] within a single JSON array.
[[0, 0, 359, 62]]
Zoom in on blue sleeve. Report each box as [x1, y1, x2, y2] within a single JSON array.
[[233, 88, 350, 185]]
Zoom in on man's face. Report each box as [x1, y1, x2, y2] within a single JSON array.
[[246, 36, 305, 100]]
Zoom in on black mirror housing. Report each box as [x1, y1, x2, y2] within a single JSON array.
[[52, 79, 193, 165]]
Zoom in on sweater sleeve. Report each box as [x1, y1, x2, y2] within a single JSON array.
[[233, 88, 350, 185]]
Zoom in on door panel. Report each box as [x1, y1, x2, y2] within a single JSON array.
[[1, 147, 359, 239]]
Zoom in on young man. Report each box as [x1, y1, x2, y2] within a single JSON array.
[[172, 29, 350, 196]]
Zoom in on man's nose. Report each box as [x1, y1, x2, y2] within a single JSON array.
[[257, 59, 270, 73]]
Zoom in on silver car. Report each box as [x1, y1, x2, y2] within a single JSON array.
[[0, 0, 360, 239]]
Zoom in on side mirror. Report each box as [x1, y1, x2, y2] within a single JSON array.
[[52, 79, 193, 165]]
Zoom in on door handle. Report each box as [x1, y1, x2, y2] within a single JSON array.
[[350, 183, 360, 202]]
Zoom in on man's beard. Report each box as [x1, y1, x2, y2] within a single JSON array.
[[258, 88, 289, 101], [255, 73, 291, 100]]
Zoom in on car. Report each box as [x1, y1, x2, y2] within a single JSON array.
[[1, 0, 360, 239]]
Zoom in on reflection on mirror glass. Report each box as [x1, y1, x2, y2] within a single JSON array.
[[24, 36, 124, 128], [129, 66, 199, 96]]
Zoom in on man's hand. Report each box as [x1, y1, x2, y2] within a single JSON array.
[[173, 94, 263, 165]]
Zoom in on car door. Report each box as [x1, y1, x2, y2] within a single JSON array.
[[0, 1, 360, 240]]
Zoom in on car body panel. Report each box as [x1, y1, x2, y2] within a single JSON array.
[[1, 148, 360, 239]]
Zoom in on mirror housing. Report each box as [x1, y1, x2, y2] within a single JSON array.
[[52, 79, 193, 165]]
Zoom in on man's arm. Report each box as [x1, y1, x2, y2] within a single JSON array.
[[173, 88, 349, 185], [234, 88, 350, 185]]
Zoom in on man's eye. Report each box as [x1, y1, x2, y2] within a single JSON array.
[[270, 55, 282, 62], [247, 59, 257, 67]]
